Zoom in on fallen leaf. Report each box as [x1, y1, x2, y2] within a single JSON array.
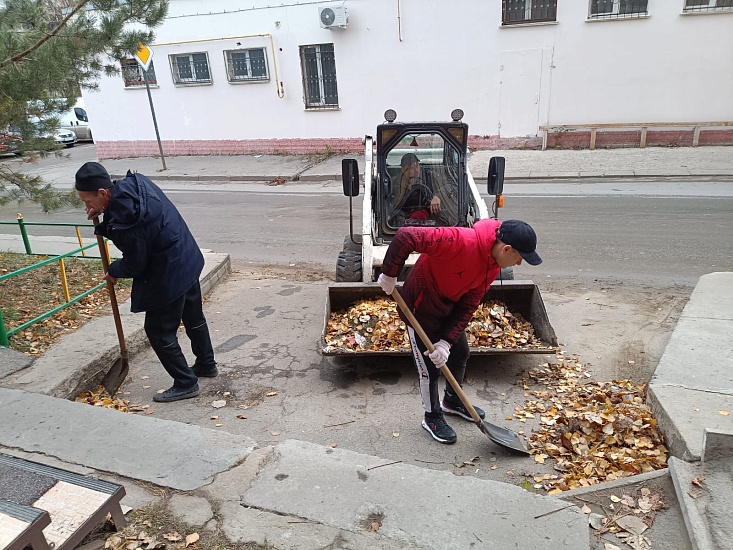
[[236, 414, 247, 419], [581, 504, 592, 514], [392, 432, 399, 437], [609, 495, 621, 503], [266, 391, 278, 397], [691, 476, 705, 487], [603, 543, 622, 550], [211, 400, 226, 408], [144, 410, 154, 415], [210, 415, 219, 420], [184, 533, 199, 547], [616, 515, 648, 535], [215, 423, 222, 427], [588, 513, 606, 530], [156, 389, 165, 394], [141, 376, 150, 380], [162, 532, 181, 542], [369, 521, 380, 531], [142, 385, 151, 389], [720, 410, 730, 416], [272, 431, 281, 436]]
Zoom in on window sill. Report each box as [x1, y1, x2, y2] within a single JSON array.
[[586, 14, 650, 22], [227, 78, 271, 85], [500, 20, 558, 28], [681, 8, 733, 15], [173, 81, 214, 87], [304, 106, 341, 112], [124, 84, 160, 89]]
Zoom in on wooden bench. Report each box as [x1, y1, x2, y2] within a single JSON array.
[[539, 121, 733, 150], [0, 454, 126, 550]]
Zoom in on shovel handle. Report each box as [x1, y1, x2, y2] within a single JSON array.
[[93, 217, 127, 355], [390, 288, 483, 426]]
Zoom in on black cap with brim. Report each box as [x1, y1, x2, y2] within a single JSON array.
[[497, 219, 542, 266]]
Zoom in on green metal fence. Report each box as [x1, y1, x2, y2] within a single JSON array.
[[0, 214, 108, 347]]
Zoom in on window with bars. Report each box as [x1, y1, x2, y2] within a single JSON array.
[[121, 58, 157, 88], [299, 43, 339, 109], [502, 0, 557, 25], [169, 52, 212, 85], [589, 0, 648, 18], [224, 48, 269, 83], [683, 0, 733, 11]]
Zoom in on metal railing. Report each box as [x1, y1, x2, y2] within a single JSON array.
[[0, 213, 91, 256], [0, 242, 106, 347], [0, 214, 110, 347]]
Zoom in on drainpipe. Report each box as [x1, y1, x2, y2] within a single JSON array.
[[153, 34, 285, 98]]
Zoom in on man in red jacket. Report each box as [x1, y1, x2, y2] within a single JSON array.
[[378, 219, 542, 444]]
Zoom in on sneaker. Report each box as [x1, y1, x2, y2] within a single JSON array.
[[441, 398, 486, 422], [153, 384, 200, 403], [192, 362, 218, 378], [421, 413, 457, 444]]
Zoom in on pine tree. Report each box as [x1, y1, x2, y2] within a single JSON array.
[[0, 0, 168, 211]]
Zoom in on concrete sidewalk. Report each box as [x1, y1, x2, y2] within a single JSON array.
[[4, 145, 733, 187]]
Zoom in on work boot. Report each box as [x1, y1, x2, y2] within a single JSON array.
[[192, 362, 218, 378], [441, 396, 486, 422], [422, 412, 457, 444], [153, 384, 200, 403]]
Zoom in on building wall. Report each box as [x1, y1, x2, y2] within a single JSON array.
[[88, 0, 733, 158]]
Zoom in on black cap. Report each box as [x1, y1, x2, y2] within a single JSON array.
[[400, 152, 419, 168], [497, 220, 542, 266], [75, 162, 112, 192]]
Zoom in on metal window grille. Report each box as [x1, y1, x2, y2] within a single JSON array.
[[299, 44, 339, 109], [684, 0, 733, 11], [122, 58, 157, 87], [502, 0, 557, 24], [170, 52, 212, 85], [589, 0, 648, 19], [224, 48, 269, 82]]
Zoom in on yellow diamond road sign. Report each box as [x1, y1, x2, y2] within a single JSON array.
[[134, 44, 154, 72]]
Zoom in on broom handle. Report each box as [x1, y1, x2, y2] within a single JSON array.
[[93, 217, 127, 355], [390, 288, 482, 425]]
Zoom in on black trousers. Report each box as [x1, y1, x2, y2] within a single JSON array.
[[407, 326, 470, 415], [144, 281, 215, 389]]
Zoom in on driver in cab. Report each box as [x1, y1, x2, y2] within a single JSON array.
[[391, 153, 441, 223]]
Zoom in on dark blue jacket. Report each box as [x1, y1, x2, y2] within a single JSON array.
[[95, 171, 204, 313]]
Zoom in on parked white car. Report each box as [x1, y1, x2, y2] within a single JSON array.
[[58, 98, 92, 141]]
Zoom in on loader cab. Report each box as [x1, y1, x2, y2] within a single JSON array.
[[375, 113, 479, 242]]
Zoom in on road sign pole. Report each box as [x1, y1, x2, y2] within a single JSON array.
[[143, 68, 167, 171]]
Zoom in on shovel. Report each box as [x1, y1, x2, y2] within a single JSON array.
[[93, 217, 129, 395], [390, 288, 529, 454]]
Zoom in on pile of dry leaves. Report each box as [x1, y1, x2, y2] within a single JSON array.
[[75, 386, 130, 412], [324, 297, 550, 352], [521, 351, 668, 493]]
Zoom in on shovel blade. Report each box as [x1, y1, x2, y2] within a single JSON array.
[[100, 357, 129, 396], [478, 420, 529, 454]]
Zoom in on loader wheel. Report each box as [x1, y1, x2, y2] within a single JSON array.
[[336, 250, 362, 282], [342, 235, 362, 252]]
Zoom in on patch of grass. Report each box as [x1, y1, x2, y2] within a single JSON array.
[[0, 251, 131, 354]]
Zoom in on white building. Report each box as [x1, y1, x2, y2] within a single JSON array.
[[88, 0, 733, 159]]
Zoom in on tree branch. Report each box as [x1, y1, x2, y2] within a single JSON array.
[[0, 0, 92, 70]]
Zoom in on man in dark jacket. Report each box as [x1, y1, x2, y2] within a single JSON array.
[[75, 162, 217, 402], [377, 218, 542, 444]]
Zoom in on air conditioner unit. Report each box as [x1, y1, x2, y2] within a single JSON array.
[[319, 4, 348, 29]]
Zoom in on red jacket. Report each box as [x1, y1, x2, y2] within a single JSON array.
[[382, 218, 501, 344]]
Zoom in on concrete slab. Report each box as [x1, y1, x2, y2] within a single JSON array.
[[0, 348, 33, 380], [703, 429, 733, 462], [0, 388, 257, 491], [241, 439, 589, 550], [648, 272, 733, 461], [298, 154, 364, 182], [168, 495, 213, 526], [669, 457, 715, 550]]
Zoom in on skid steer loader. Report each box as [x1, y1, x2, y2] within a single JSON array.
[[324, 109, 557, 356]]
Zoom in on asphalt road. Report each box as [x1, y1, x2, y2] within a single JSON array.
[[2, 182, 732, 287]]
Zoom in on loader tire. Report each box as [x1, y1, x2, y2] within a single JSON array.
[[336, 250, 362, 282], [342, 235, 362, 252]]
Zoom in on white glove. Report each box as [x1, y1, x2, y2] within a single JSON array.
[[377, 273, 397, 295], [425, 339, 451, 366]]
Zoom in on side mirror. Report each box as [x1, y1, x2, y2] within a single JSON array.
[[342, 159, 360, 197], [487, 156, 505, 196]]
